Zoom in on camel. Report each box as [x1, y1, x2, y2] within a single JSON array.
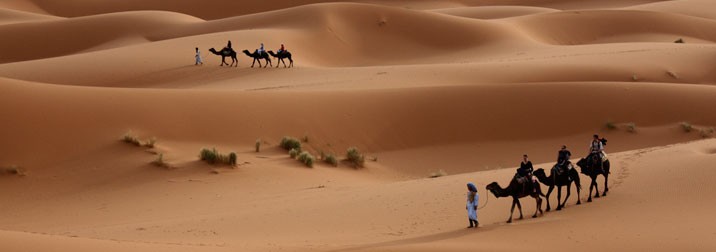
[[533, 166, 581, 211], [242, 50, 272, 68], [208, 47, 237, 67], [267, 50, 294, 68], [576, 156, 611, 202], [486, 179, 545, 223]]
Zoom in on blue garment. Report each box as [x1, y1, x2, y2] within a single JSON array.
[[467, 192, 479, 221]]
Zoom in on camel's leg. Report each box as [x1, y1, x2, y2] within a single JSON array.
[[603, 174, 609, 196], [562, 183, 572, 208], [508, 199, 516, 223], [545, 185, 554, 211], [576, 181, 582, 205], [588, 179, 595, 202], [257, 59, 262, 68], [556, 186, 563, 210], [533, 196, 541, 218], [516, 199, 524, 220], [594, 178, 601, 198]]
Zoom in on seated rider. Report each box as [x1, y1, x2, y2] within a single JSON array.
[[556, 145, 571, 172], [589, 134, 605, 167], [516, 154, 534, 179], [256, 43, 265, 55], [278, 44, 285, 54]]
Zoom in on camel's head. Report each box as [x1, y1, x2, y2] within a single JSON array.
[[576, 158, 587, 169], [533, 168, 546, 178], [242, 50, 250, 54], [485, 182, 500, 196], [209, 48, 216, 53]]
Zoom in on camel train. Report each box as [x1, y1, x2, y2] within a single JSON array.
[[485, 136, 610, 223], [207, 41, 293, 68]]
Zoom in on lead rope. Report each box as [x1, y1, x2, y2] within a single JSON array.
[[477, 188, 489, 210]]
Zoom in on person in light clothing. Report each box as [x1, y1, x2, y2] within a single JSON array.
[[466, 183, 479, 228], [195, 47, 203, 65]]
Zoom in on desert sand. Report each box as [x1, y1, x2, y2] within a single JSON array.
[[1, 0, 716, 251]]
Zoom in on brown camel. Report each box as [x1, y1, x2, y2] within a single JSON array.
[[486, 179, 545, 223]]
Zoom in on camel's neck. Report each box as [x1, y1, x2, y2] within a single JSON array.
[[535, 173, 553, 186], [492, 184, 511, 198]]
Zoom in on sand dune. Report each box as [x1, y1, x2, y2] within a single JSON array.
[[1, 0, 716, 251]]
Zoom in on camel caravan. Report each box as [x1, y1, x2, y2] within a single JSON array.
[[199, 40, 294, 68], [478, 134, 610, 225]]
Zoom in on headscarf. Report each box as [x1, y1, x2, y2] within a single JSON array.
[[467, 183, 478, 202]]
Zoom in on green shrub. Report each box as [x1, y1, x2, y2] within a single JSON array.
[[680, 122, 693, 133], [280, 136, 302, 151], [298, 151, 315, 168], [122, 131, 141, 146], [229, 152, 237, 166], [626, 123, 637, 133], [199, 148, 235, 166], [346, 147, 365, 168], [324, 153, 338, 167], [289, 148, 300, 159], [700, 127, 715, 138]]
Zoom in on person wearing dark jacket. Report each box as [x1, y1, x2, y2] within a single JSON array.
[[516, 154, 533, 177]]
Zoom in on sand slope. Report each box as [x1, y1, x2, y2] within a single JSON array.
[[1, 0, 716, 251]]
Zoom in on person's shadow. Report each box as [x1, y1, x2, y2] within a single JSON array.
[[330, 225, 497, 252]]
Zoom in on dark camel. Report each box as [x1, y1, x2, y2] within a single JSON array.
[[486, 180, 545, 223], [208, 47, 237, 67], [533, 166, 581, 211], [267, 50, 294, 68], [242, 50, 272, 68], [576, 156, 611, 202]]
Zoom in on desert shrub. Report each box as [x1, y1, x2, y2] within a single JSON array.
[[675, 38, 684, 43], [144, 137, 157, 148], [280, 136, 301, 151], [700, 128, 715, 138], [255, 139, 261, 152], [346, 147, 365, 168], [289, 148, 300, 159], [324, 153, 338, 167], [298, 151, 314, 168], [626, 123, 637, 133], [199, 148, 235, 166], [302, 135, 309, 143], [151, 154, 169, 168], [680, 122, 693, 133], [429, 169, 448, 178], [122, 131, 141, 146], [605, 121, 617, 130], [229, 152, 237, 166]]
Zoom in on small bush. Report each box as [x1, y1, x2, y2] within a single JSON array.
[[302, 135, 309, 143], [346, 147, 365, 168], [280, 136, 302, 151], [255, 139, 261, 153], [151, 154, 169, 168], [229, 152, 237, 166], [144, 137, 157, 148], [429, 169, 448, 178], [289, 148, 300, 159], [700, 127, 715, 138], [199, 148, 235, 166], [324, 153, 338, 167], [298, 151, 315, 168], [626, 123, 637, 133], [680, 122, 693, 133], [605, 121, 617, 130], [675, 38, 684, 43], [122, 131, 141, 146]]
